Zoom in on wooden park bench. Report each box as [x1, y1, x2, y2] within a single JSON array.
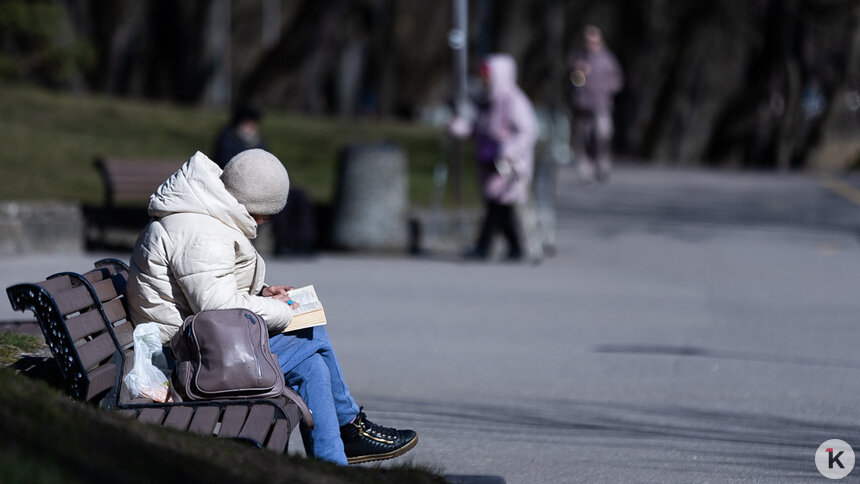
[[6, 258, 308, 452], [88, 158, 183, 247], [94, 157, 182, 209]]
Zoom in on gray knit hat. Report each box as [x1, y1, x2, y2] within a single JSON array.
[[221, 149, 290, 215]]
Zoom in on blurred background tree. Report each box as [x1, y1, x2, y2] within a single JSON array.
[[0, 0, 94, 88], [1, 0, 857, 170]]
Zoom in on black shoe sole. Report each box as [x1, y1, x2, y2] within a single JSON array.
[[346, 434, 418, 465]]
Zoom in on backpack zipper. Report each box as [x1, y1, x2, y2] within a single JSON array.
[[244, 313, 263, 379]]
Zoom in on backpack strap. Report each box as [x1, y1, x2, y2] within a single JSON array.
[[282, 385, 314, 429]]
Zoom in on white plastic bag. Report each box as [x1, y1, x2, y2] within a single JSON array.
[[122, 323, 170, 402]]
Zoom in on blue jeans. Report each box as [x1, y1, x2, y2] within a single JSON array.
[[269, 326, 360, 465]]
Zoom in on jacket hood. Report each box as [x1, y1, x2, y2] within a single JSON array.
[[483, 54, 518, 99], [148, 151, 257, 238]]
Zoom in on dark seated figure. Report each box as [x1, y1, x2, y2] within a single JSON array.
[[214, 105, 316, 255]]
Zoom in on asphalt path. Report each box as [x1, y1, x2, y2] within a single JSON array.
[[3, 165, 860, 482]]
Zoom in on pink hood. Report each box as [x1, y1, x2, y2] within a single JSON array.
[[484, 54, 519, 101]]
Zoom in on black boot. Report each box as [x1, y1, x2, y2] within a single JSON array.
[[340, 409, 418, 464]]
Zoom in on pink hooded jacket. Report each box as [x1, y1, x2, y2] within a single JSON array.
[[452, 54, 538, 204]]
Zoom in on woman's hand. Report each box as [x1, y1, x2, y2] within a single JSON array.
[[262, 285, 293, 298], [262, 285, 300, 309], [449, 117, 472, 139]]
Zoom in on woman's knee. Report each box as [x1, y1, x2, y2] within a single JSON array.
[[295, 353, 331, 384]]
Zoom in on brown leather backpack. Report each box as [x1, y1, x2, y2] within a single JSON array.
[[170, 308, 285, 400]]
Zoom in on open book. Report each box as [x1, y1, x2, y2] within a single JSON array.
[[283, 285, 327, 332]]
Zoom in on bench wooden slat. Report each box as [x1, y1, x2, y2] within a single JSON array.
[[163, 406, 195, 431], [36, 275, 72, 295], [109, 177, 171, 186], [91, 278, 119, 304], [51, 285, 95, 316], [110, 175, 175, 183], [188, 406, 220, 435], [114, 186, 164, 196], [102, 298, 127, 325], [122, 349, 134, 376], [113, 320, 134, 349], [238, 405, 275, 447], [81, 268, 112, 284], [84, 362, 118, 401], [115, 194, 158, 203], [217, 406, 248, 439], [110, 177, 174, 187], [94, 260, 125, 276], [137, 408, 165, 425], [113, 190, 166, 201], [43, 274, 120, 316], [52, 277, 121, 317], [108, 174, 175, 182], [56, 294, 125, 342], [78, 332, 116, 370], [101, 161, 180, 174], [265, 419, 290, 452], [66, 309, 108, 342]]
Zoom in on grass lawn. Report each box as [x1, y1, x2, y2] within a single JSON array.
[[0, 82, 480, 207], [0, 333, 42, 366], [0, 332, 444, 483]]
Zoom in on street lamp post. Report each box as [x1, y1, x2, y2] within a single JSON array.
[[449, 0, 468, 206]]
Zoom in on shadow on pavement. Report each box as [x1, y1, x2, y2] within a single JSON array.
[[594, 343, 860, 370], [360, 394, 860, 479]]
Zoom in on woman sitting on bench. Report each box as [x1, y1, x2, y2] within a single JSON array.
[[125, 149, 417, 465]]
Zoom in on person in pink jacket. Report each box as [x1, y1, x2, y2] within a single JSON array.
[[450, 53, 538, 261]]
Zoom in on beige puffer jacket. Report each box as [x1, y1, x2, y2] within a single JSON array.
[[127, 151, 293, 344]]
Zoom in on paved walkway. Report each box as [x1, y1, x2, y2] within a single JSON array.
[[3, 165, 860, 482]]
